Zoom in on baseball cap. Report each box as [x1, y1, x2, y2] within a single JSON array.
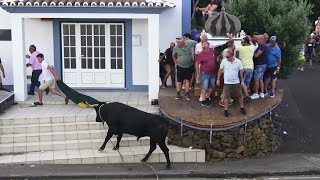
[[176, 36, 184, 40], [269, 36, 277, 42]]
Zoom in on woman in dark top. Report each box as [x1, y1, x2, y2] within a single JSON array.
[[163, 43, 176, 87], [158, 52, 174, 88]]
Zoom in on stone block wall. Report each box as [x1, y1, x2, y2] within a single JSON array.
[[167, 112, 282, 162]]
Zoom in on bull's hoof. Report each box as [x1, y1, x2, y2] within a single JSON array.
[[141, 158, 147, 162], [165, 165, 171, 170], [98, 148, 104, 152], [112, 146, 119, 150]]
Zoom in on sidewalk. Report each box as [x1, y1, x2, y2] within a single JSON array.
[[1, 153, 320, 179]]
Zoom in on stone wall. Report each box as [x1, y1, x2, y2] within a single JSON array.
[[167, 112, 282, 162]]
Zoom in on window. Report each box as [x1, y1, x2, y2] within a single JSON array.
[[110, 25, 124, 70], [0, 29, 12, 41], [62, 24, 76, 69]]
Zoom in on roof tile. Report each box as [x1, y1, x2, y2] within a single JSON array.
[[0, 0, 176, 7]]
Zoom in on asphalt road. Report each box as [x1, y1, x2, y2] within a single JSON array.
[[277, 65, 320, 153], [56, 176, 320, 180]]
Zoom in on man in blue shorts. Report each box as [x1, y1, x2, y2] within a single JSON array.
[[263, 36, 281, 98], [251, 35, 267, 100]]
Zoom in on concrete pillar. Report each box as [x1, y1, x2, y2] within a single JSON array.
[[148, 14, 160, 102], [11, 16, 27, 101]]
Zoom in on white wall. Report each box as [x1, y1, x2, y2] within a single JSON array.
[[0, 8, 13, 86], [132, 19, 149, 85], [159, 0, 182, 53], [24, 18, 54, 78], [0, 12, 54, 86]]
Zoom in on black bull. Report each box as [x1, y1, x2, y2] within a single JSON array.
[[91, 102, 171, 169]]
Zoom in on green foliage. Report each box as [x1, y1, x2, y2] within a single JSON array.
[[225, 0, 313, 78], [307, 0, 320, 23]]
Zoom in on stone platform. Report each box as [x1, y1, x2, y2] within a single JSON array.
[[159, 88, 283, 161], [159, 88, 283, 129]]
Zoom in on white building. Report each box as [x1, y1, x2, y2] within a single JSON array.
[[0, 0, 191, 102]]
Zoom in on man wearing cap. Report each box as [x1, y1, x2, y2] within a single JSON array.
[[264, 36, 281, 98], [172, 36, 197, 100], [183, 33, 198, 90]]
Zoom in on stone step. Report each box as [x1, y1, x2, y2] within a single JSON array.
[[0, 137, 151, 154], [0, 90, 14, 113], [0, 115, 97, 126], [0, 145, 205, 164], [0, 130, 106, 144], [0, 121, 104, 134]]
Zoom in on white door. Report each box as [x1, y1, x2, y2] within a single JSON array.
[[61, 23, 125, 88]]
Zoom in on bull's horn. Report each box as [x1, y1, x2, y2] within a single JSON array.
[[85, 101, 99, 107]]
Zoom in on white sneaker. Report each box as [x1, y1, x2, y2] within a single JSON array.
[[259, 93, 265, 99], [251, 93, 259, 100], [199, 95, 205, 102]]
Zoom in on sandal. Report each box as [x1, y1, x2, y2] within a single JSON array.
[[33, 102, 43, 106], [65, 97, 69, 105]]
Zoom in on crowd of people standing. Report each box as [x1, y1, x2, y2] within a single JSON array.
[[159, 31, 284, 117]]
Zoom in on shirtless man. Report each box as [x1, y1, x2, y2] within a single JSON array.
[[315, 16, 320, 36]]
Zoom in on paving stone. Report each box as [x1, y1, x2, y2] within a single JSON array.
[[0, 145, 205, 164]]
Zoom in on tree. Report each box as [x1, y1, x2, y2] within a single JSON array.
[[225, 0, 313, 78]]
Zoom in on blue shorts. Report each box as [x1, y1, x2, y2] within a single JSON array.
[[243, 68, 253, 88], [254, 64, 266, 81], [212, 11, 219, 15], [305, 53, 313, 60], [201, 73, 216, 91]]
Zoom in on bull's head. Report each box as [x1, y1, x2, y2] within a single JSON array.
[[85, 102, 106, 122]]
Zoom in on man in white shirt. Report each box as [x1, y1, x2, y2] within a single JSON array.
[[33, 53, 69, 106], [217, 50, 246, 117], [251, 33, 259, 51], [195, 34, 214, 55]]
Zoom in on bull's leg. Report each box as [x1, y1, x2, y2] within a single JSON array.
[[141, 139, 156, 162], [99, 130, 114, 151], [113, 132, 123, 150], [158, 139, 171, 170]]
